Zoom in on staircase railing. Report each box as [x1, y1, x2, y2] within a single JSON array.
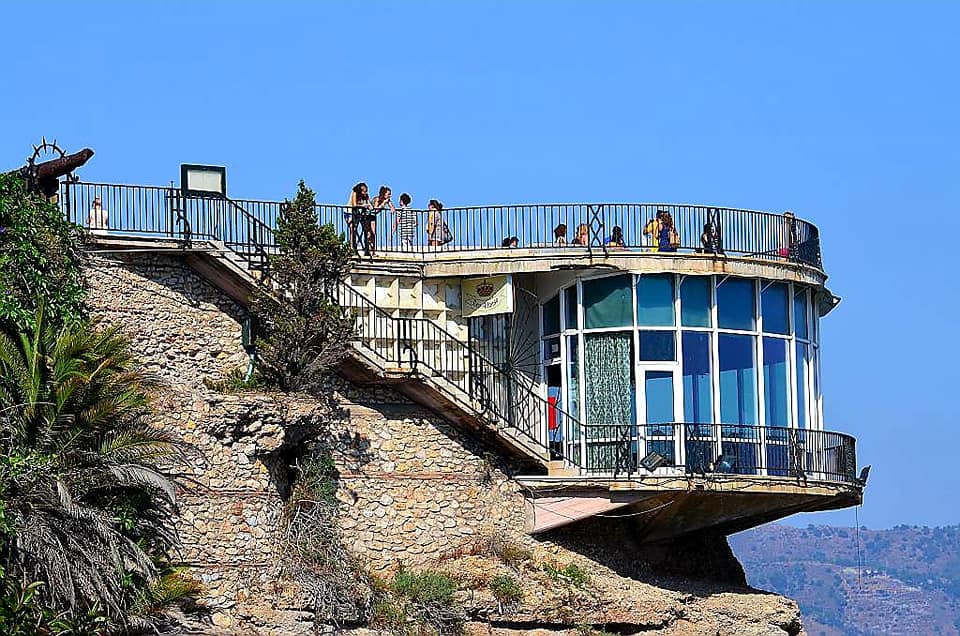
[[334, 281, 583, 466]]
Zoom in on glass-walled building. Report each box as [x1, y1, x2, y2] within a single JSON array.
[[540, 273, 823, 475]]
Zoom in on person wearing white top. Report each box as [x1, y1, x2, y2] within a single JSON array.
[[88, 197, 108, 234]]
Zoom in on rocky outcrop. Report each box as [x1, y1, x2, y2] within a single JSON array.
[[83, 252, 806, 635]]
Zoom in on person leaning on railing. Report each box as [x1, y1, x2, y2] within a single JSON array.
[[571, 223, 589, 246], [553, 223, 568, 246], [347, 182, 371, 253], [368, 185, 395, 256], [643, 210, 665, 252]]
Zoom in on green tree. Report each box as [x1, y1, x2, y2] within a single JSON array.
[[251, 180, 354, 392], [0, 174, 86, 331], [0, 312, 181, 626]]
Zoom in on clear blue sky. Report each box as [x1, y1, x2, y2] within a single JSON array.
[[3, 2, 957, 528]]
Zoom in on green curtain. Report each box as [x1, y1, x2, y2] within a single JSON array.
[[584, 333, 634, 438]]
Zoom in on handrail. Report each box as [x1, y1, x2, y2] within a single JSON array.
[[577, 422, 857, 483], [63, 182, 824, 270], [334, 281, 583, 465]]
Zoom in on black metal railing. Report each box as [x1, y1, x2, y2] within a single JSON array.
[[334, 281, 582, 463], [62, 182, 824, 269], [575, 423, 856, 483], [61, 182, 277, 276]]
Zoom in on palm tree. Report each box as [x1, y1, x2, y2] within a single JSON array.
[[0, 311, 181, 624]]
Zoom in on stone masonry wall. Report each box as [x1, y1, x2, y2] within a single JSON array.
[[82, 253, 530, 631]]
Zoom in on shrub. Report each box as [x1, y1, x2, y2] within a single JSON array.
[[203, 366, 266, 393], [390, 568, 464, 635], [488, 574, 523, 606], [0, 174, 86, 332], [543, 562, 590, 588]]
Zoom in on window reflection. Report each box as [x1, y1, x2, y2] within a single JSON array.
[[718, 278, 755, 330]]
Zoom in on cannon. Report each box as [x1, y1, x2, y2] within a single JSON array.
[[5, 140, 94, 199]]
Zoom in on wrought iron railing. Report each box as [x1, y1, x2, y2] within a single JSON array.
[[62, 182, 824, 269], [576, 423, 857, 483], [334, 281, 582, 464]]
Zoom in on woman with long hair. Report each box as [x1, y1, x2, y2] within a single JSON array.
[[553, 223, 568, 246], [658, 212, 679, 253], [368, 185, 395, 256], [426, 199, 448, 247], [572, 223, 589, 246], [347, 182, 370, 253]]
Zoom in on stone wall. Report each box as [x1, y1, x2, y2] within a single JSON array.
[[82, 252, 805, 635]]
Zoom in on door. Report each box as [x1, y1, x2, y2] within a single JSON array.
[[637, 366, 680, 471]]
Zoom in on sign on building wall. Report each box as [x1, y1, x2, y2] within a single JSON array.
[[461, 275, 514, 318]]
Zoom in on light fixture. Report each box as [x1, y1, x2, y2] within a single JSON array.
[[714, 454, 737, 473], [640, 451, 666, 472], [181, 164, 227, 198]]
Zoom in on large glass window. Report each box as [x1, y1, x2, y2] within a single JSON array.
[[719, 333, 757, 426], [644, 370, 676, 464], [794, 289, 808, 340], [564, 285, 578, 330], [543, 294, 561, 335], [681, 276, 712, 327], [795, 342, 808, 429], [637, 274, 675, 326], [583, 275, 633, 329], [639, 331, 675, 361], [682, 331, 712, 425], [763, 338, 789, 427], [761, 283, 789, 335], [717, 278, 755, 331]]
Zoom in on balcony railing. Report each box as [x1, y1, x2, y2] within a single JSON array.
[[574, 423, 857, 483], [61, 182, 824, 270]]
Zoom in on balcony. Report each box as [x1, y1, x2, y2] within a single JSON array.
[[60, 182, 824, 272]]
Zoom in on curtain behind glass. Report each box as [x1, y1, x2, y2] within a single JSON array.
[[584, 333, 635, 435]]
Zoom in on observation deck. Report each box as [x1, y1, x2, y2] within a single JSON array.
[[62, 181, 863, 540]]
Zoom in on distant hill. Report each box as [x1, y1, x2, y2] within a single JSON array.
[[730, 524, 960, 636]]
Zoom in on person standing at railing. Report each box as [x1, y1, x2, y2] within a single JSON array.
[[777, 211, 797, 260], [605, 225, 625, 248], [88, 196, 108, 235], [391, 192, 417, 250], [426, 199, 452, 247], [658, 212, 679, 252], [347, 182, 370, 253], [571, 223, 589, 246], [369, 185, 395, 257], [643, 210, 666, 252]]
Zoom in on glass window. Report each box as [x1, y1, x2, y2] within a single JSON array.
[[795, 343, 808, 429], [763, 338, 790, 428], [681, 276, 712, 327], [637, 274, 675, 326], [645, 370, 675, 424], [645, 370, 676, 464], [794, 289, 808, 340], [564, 285, 578, 330], [583, 333, 635, 427], [639, 331, 675, 361], [682, 332, 712, 425], [717, 278, 756, 331], [583, 275, 633, 329], [719, 333, 757, 426], [543, 336, 561, 361], [761, 283, 789, 335], [566, 335, 581, 462], [542, 294, 561, 335]]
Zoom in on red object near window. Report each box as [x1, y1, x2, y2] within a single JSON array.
[[548, 396, 558, 430]]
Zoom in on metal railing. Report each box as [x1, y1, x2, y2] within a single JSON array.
[[334, 281, 583, 464], [62, 182, 824, 269], [61, 182, 277, 276], [575, 423, 856, 483]]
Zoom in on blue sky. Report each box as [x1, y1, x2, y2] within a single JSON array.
[[3, 2, 958, 528]]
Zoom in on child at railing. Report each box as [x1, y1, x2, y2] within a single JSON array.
[[553, 223, 568, 246], [391, 192, 417, 250], [572, 223, 589, 246]]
